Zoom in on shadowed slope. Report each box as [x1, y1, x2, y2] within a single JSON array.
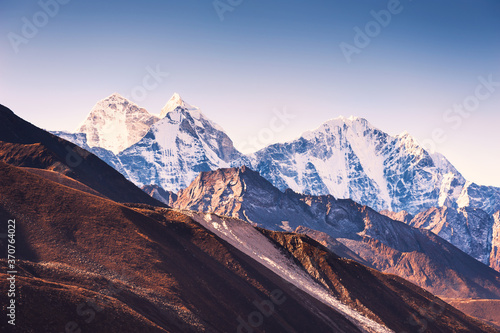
[[260, 229, 498, 333]]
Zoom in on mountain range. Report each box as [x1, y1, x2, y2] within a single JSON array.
[[52, 93, 500, 269], [53, 93, 500, 214], [3, 104, 498, 331]]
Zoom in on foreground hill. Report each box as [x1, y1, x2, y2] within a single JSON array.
[[444, 299, 500, 329], [0, 162, 362, 332]]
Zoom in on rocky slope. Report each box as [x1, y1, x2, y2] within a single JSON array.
[[142, 184, 177, 206], [0, 162, 366, 333], [382, 207, 499, 272], [409, 206, 494, 265], [172, 166, 500, 300], [261, 229, 499, 333]]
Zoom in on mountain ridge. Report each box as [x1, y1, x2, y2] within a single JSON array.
[[52, 93, 500, 217]]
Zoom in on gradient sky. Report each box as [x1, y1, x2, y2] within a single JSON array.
[[1, 0, 499, 186]]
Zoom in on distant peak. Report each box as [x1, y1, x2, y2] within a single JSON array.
[[396, 131, 419, 144], [321, 115, 370, 129], [331, 115, 368, 123], [160, 92, 197, 118], [98, 93, 136, 107], [106, 92, 126, 100], [398, 130, 410, 137], [338, 115, 360, 121]]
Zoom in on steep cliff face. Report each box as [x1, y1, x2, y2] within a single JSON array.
[[410, 206, 494, 265], [491, 211, 500, 272]]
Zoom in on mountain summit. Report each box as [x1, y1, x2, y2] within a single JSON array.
[[116, 102, 245, 191], [76, 93, 159, 154], [159, 92, 196, 118], [249, 116, 478, 214]]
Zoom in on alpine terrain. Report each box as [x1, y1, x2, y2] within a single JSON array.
[[51, 94, 500, 273], [2, 105, 497, 332], [54, 94, 500, 217]]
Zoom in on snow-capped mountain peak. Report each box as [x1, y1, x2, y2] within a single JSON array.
[[301, 115, 370, 141], [75, 93, 159, 154], [112, 97, 246, 192], [108, 92, 124, 99], [159, 92, 197, 118]]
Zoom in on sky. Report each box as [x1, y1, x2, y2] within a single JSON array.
[[1, 0, 499, 186]]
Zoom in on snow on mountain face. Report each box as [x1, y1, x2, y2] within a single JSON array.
[[249, 117, 467, 215], [456, 181, 500, 214], [54, 93, 246, 192], [115, 101, 247, 192], [159, 92, 196, 118], [410, 206, 494, 265], [49, 131, 129, 176], [76, 93, 159, 154]]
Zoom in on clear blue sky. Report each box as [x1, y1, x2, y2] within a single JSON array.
[[1, 0, 499, 186]]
